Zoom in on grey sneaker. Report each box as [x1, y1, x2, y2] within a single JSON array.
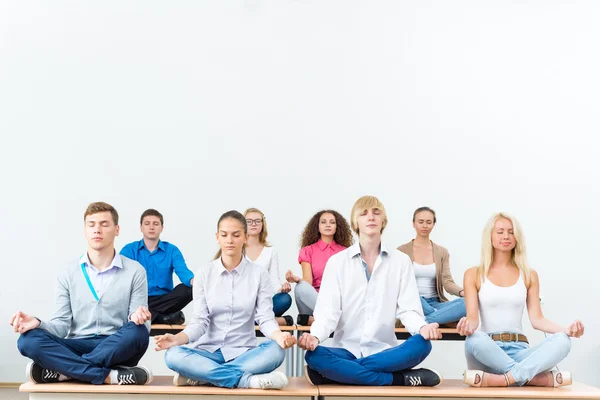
[[114, 366, 153, 385], [26, 361, 61, 384]]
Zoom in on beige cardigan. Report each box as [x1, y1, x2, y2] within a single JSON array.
[[397, 240, 462, 302]]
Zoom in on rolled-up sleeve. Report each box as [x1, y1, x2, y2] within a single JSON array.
[[183, 267, 209, 343], [255, 269, 279, 339]]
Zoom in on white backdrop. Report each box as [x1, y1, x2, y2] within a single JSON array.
[[1, 0, 599, 386]]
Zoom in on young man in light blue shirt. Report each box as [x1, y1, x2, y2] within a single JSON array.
[[11, 202, 152, 385], [120, 209, 194, 325]]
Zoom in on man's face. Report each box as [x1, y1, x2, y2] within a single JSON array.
[[85, 211, 119, 251], [357, 207, 384, 236], [141, 215, 163, 240]]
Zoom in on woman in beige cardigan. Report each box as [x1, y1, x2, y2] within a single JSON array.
[[398, 207, 466, 325]]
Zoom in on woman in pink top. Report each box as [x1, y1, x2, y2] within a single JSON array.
[[285, 210, 353, 325]]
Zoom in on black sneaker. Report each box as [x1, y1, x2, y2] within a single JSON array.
[[304, 365, 335, 386], [401, 368, 442, 387], [155, 311, 185, 325], [297, 314, 310, 326], [26, 361, 61, 384], [114, 366, 153, 385]]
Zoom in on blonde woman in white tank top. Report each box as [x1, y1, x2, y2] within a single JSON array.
[[457, 213, 584, 388]]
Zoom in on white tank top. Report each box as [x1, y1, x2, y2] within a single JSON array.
[[478, 273, 527, 334], [413, 262, 437, 299]]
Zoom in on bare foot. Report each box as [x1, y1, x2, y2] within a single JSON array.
[[275, 317, 288, 326], [307, 316, 315, 326], [527, 372, 552, 387], [481, 372, 513, 387]]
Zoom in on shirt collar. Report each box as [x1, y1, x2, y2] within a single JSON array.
[[216, 256, 248, 276], [349, 241, 389, 258], [80, 251, 123, 270], [138, 239, 164, 251], [317, 238, 336, 251]]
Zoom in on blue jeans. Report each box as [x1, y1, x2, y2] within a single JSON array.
[[165, 340, 285, 388], [465, 331, 571, 386], [421, 296, 466, 324], [305, 334, 432, 385], [17, 322, 149, 385], [272, 292, 292, 317]]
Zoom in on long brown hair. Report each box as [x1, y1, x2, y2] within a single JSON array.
[[244, 207, 270, 246], [300, 210, 353, 249], [214, 210, 248, 260]]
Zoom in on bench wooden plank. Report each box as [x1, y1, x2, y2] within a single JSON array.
[[317, 379, 600, 399], [20, 376, 317, 396]]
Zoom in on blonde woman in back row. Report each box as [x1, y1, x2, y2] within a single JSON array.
[[459, 213, 584, 387]]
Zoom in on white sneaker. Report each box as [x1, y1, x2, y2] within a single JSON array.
[[250, 371, 289, 390], [173, 372, 202, 386]]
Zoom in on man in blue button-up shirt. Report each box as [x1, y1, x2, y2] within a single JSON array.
[[120, 209, 194, 325]]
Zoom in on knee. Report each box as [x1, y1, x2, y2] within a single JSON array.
[[553, 332, 571, 355], [17, 329, 46, 357], [412, 334, 432, 355], [124, 322, 150, 347], [164, 347, 184, 370], [275, 293, 292, 311], [304, 345, 324, 364], [264, 340, 286, 364], [465, 331, 487, 354]]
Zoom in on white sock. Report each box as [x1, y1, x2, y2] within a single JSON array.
[[248, 375, 260, 389], [108, 370, 119, 384]]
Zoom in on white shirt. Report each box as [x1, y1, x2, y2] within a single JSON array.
[[183, 257, 279, 361], [245, 246, 281, 295], [478, 273, 527, 334], [79, 252, 123, 299], [413, 261, 437, 299], [311, 242, 427, 358]]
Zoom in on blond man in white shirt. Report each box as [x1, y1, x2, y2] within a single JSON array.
[[297, 196, 443, 386]]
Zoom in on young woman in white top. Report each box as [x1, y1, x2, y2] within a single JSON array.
[[458, 213, 584, 387], [154, 211, 296, 389], [244, 208, 293, 326], [397, 207, 466, 325]]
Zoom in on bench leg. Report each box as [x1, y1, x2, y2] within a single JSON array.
[[285, 346, 294, 376], [295, 345, 305, 377]]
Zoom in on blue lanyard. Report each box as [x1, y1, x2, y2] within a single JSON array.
[[81, 264, 100, 301]]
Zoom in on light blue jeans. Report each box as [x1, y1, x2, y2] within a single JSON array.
[[465, 331, 571, 386], [164, 340, 285, 388], [421, 296, 466, 324]]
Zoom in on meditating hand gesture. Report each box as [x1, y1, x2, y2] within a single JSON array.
[[457, 317, 477, 336], [9, 311, 40, 334], [130, 306, 152, 325], [272, 331, 297, 349], [565, 320, 584, 338], [297, 333, 319, 351], [419, 323, 442, 340]]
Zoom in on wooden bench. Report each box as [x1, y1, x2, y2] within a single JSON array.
[[294, 326, 464, 377], [19, 377, 600, 400], [315, 379, 600, 399], [20, 376, 318, 399], [150, 324, 297, 376]]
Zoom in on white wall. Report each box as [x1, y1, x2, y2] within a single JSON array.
[[1, 0, 599, 386]]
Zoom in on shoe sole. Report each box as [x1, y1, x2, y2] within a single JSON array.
[[25, 362, 37, 384], [303, 365, 315, 386]]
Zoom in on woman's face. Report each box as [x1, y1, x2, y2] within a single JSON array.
[[413, 211, 435, 237], [216, 218, 248, 257], [245, 211, 263, 237], [491, 218, 516, 252], [318, 212, 337, 237]]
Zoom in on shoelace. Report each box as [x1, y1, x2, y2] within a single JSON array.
[[259, 378, 274, 389], [43, 370, 59, 380], [117, 373, 136, 385], [408, 376, 422, 386]]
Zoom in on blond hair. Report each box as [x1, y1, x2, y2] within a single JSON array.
[[244, 207, 270, 246], [478, 212, 531, 285], [350, 195, 388, 235]]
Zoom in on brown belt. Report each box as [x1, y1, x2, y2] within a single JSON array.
[[490, 332, 529, 344]]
